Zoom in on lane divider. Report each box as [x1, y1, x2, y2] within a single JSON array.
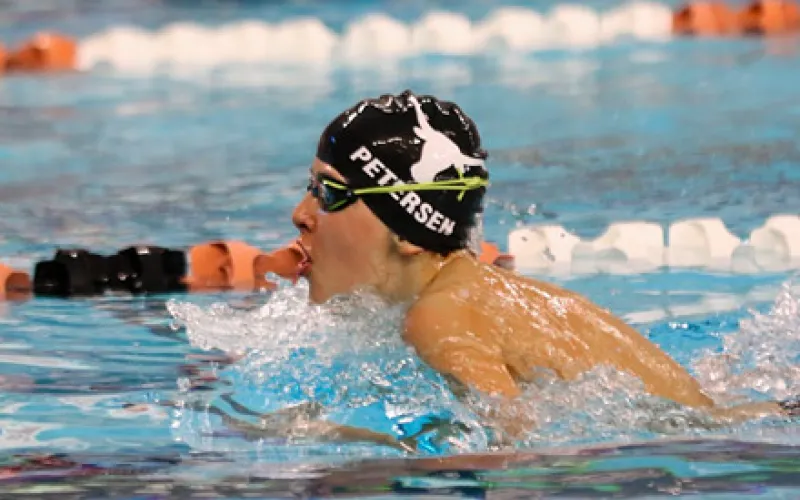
[[508, 214, 800, 274], [0, 241, 508, 301], [0, 0, 797, 75], [2, 214, 797, 301]]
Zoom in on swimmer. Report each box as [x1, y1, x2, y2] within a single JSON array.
[[284, 90, 798, 443], [204, 90, 794, 450]]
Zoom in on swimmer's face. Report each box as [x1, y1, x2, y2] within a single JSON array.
[[292, 158, 397, 304]]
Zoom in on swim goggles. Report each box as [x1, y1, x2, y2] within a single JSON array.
[[307, 172, 489, 213]]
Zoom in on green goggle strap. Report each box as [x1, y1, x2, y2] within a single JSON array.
[[321, 173, 489, 203]]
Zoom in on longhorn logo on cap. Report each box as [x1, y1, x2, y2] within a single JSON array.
[[408, 95, 485, 183]]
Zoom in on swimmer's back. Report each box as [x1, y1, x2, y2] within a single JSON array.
[[408, 254, 714, 409]]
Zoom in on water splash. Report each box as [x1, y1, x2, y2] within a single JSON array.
[[164, 278, 800, 457], [166, 284, 489, 457], [694, 278, 800, 405]]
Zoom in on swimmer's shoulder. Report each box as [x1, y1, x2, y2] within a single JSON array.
[[404, 281, 494, 348], [404, 287, 474, 338], [431, 253, 564, 308], [403, 288, 521, 398], [429, 252, 608, 320]]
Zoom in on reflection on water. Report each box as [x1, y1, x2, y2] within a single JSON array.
[[1, 439, 799, 498]]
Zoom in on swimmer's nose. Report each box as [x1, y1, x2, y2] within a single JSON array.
[[292, 193, 317, 234]]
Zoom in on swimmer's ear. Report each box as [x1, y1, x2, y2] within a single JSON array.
[[393, 236, 425, 257]]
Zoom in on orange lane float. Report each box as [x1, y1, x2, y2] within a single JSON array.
[[673, 0, 800, 35], [739, 0, 800, 34], [0, 263, 32, 301], [672, 1, 740, 35], [192, 240, 511, 292], [4, 32, 77, 73], [187, 240, 266, 291], [253, 242, 307, 291], [0, 42, 7, 75], [1, 239, 515, 301], [479, 241, 515, 269], [188, 240, 305, 292]]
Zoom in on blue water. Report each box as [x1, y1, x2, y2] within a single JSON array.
[[1, 1, 800, 497]]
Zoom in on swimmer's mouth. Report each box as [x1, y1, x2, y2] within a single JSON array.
[[294, 240, 312, 277]]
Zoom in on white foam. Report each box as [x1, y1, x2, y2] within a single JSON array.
[[693, 281, 800, 403], [508, 216, 800, 275], [76, 1, 674, 72]]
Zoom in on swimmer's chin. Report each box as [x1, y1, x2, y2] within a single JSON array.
[[306, 281, 368, 305], [308, 293, 326, 305], [307, 280, 331, 305]]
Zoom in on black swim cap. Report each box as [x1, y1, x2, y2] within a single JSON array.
[[316, 90, 489, 254]]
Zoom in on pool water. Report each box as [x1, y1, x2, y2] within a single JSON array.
[[1, 0, 800, 497]]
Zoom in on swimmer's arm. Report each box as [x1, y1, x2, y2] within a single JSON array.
[[154, 398, 416, 452], [220, 396, 415, 451], [403, 296, 535, 439], [243, 417, 417, 453]]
